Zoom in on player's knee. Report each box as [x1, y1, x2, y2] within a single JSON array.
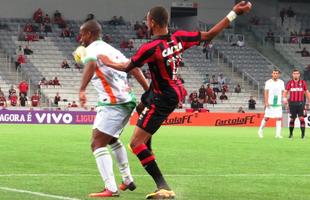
[[109, 138, 118, 145], [91, 138, 107, 151], [129, 141, 138, 150], [299, 117, 305, 122]]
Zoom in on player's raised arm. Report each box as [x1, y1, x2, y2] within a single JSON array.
[[98, 54, 133, 72], [201, 1, 252, 41], [79, 61, 97, 107]]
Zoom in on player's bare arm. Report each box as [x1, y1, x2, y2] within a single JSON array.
[[200, 1, 252, 41], [305, 90, 310, 102], [129, 68, 149, 91], [283, 90, 288, 104], [97, 54, 131, 72], [79, 61, 97, 107]]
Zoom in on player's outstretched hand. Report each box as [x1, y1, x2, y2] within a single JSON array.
[[233, 1, 252, 15], [79, 90, 87, 108]]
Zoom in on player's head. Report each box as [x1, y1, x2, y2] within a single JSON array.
[[147, 6, 169, 35], [292, 69, 300, 80], [79, 19, 102, 47], [271, 69, 280, 80]]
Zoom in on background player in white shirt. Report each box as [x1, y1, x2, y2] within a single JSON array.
[[77, 20, 149, 198], [258, 69, 285, 138]]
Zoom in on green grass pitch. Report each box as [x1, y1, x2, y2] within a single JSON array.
[[0, 125, 310, 200]]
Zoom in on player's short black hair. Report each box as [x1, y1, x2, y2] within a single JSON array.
[[81, 19, 102, 35], [273, 69, 281, 73], [292, 69, 300, 73], [149, 6, 169, 28]]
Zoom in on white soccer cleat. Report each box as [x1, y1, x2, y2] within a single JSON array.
[[258, 129, 263, 138], [275, 135, 283, 139]]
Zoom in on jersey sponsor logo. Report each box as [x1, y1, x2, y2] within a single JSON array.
[[290, 88, 303, 92], [162, 42, 183, 57], [215, 115, 256, 126]]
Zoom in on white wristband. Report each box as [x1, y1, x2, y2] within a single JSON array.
[[226, 11, 237, 22]]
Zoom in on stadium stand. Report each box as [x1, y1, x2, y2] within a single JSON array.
[[0, 17, 263, 111]]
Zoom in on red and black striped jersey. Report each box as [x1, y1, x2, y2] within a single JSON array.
[[285, 79, 308, 102], [129, 30, 201, 101]]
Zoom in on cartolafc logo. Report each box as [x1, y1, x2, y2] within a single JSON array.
[[162, 114, 194, 125], [215, 115, 255, 126]]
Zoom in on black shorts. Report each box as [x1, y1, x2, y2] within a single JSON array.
[[137, 91, 178, 134], [289, 102, 304, 118]]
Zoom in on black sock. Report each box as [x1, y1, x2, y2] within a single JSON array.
[[300, 118, 305, 138], [133, 144, 170, 190], [289, 119, 295, 137]]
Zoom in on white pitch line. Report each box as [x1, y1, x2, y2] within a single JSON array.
[[0, 173, 310, 177], [0, 186, 82, 200]]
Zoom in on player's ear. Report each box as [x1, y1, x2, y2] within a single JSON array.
[[151, 19, 156, 29]]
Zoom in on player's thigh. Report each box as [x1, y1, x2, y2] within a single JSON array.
[[289, 104, 298, 119], [265, 107, 282, 118], [93, 105, 134, 138], [136, 103, 174, 135], [92, 128, 115, 148], [296, 105, 304, 118]]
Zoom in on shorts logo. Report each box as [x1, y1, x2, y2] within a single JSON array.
[[139, 107, 149, 120]]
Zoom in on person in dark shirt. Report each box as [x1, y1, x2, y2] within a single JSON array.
[[219, 91, 228, 101], [191, 97, 203, 111], [248, 96, 256, 110], [20, 93, 27, 107], [198, 85, 206, 103], [296, 47, 310, 57], [238, 107, 245, 113], [24, 45, 33, 55], [54, 92, 61, 105]]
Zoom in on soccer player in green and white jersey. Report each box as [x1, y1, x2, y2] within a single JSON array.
[[258, 69, 285, 138]]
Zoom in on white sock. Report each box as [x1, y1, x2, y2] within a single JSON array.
[[276, 120, 282, 137], [93, 147, 118, 192], [110, 140, 134, 185], [259, 119, 266, 132]]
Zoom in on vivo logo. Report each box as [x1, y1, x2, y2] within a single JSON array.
[[35, 113, 73, 124]]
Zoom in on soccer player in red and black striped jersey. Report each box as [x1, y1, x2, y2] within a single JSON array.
[[100, 2, 252, 199], [284, 69, 310, 139]]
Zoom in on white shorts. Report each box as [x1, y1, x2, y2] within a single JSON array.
[[93, 104, 134, 138], [264, 106, 283, 118]]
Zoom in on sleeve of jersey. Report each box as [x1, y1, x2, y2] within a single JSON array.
[[82, 48, 97, 65], [131, 43, 155, 68], [281, 81, 285, 90], [285, 81, 291, 91], [175, 30, 202, 50], [264, 81, 269, 90]]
